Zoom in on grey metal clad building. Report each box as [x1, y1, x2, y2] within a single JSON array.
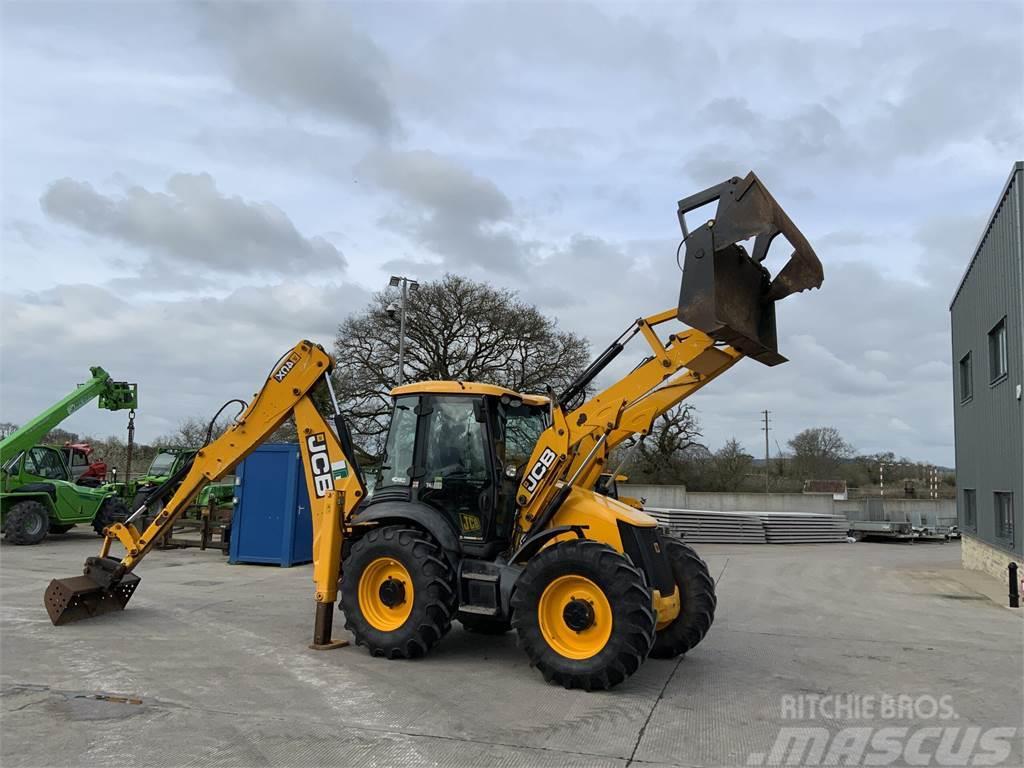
[[950, 161, 1023, 562]]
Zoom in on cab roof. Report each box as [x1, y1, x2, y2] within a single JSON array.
[[389, 381, 548, 407]]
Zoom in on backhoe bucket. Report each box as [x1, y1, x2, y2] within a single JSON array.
[[44, 557, 140, 626], [677, 172, 823, 365]]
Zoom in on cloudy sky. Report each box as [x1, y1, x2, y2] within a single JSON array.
[[1, 1, 1021, 465]]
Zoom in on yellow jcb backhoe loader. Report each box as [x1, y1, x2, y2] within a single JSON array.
[[45, 172, 823, 690]]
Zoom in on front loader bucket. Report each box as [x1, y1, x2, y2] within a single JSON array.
[[44, 557, 140, 626], [677, 172, 823, 365]]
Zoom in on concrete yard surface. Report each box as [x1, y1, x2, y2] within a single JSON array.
[[1, 534, 1021, 767]]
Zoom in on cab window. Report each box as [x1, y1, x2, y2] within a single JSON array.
[[26, 447, 67, 480], [423, 397, 489, 484], [501, 403, 548, 466], [377, 396, 418, 489]]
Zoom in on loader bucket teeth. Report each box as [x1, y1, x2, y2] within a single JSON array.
[[44, 572, 140, 626], [677, 171, 823, 366]]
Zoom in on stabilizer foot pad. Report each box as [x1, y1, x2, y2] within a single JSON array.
[[309, 640, 350, 651]]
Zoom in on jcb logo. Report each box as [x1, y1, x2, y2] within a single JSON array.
[[274, 352, 301, 382], [307, 432, 333, 498], [522, 448, 557, 493]]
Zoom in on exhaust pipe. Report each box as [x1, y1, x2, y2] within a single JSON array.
[[677, 172, 823, 365]]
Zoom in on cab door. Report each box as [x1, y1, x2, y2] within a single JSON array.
[[416, 396, 496, 544], [22, 446, 88, 520]]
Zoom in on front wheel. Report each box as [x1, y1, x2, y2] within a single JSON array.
[[649, 536, 716, 659], [341, 526, 456, 659], [4, 500, 50, 545], [512, 539, 656, 690]]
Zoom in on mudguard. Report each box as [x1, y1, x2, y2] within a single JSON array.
[[349, 500, 462, 560]]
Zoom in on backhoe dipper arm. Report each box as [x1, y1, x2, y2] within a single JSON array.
[[45, 341, 366, 648]]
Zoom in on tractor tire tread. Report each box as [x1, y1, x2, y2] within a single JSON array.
[[4, 500, 50, 545], [341, 526, 456, 660], [92, 497, 130, 536], [649, 536, 716, 659], [512, 539, 656, 691]]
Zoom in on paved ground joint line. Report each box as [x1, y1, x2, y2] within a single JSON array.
[[625, 654, 685, 767], [716, 557, 731, 585]]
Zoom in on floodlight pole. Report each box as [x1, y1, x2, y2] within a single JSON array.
[[389, 275, 418, 386]]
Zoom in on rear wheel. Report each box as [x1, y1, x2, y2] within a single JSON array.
[[512, 539, 656, 690], [92, 497, 129, 536], [341, 526, 456, 659], [4, 500, 50, 545], [649, 536, 716, 659]]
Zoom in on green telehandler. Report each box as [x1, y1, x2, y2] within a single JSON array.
[[0, 368, 137, 544]]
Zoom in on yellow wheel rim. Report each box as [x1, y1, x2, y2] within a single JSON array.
[[358, 557, 415, 632], [538, 575, 613, 660]]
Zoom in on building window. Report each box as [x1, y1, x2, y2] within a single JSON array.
[[994, 492, 1014, 543], [988, 318, 1007, 383], [959, 352, 973, 402], [962, 489, 976, 529]]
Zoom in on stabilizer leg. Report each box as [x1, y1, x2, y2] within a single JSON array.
[[309, 601, 348, 650]]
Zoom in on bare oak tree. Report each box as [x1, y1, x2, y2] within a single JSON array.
[[619, 405, 705, 484], [334, 274, 590, 455], [787, 426, 854, 480]]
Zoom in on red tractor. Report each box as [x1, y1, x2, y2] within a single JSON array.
[[59, 443, 108, 487]]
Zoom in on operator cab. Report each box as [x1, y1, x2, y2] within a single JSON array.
[[370, 382, 548, 557]]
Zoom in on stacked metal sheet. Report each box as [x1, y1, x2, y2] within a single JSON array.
[[646, 508, 849, 544], [759, 512, 850, 544], [646, 508, 768, 544]]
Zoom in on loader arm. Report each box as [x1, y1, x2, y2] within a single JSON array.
[[514, 171, 822, 544], [513, 312, 742, 540], [45, 341, 366, 648]]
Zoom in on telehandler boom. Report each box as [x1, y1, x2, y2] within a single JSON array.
[[1, 367, 137, 544], [45, 172, 823, 690]]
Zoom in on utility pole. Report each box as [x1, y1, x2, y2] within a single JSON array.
[[761, 409, 771, 494], [388, 275, 419, 386]]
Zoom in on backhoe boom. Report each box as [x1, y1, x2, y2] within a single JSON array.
[[45, 341, 366, 647]]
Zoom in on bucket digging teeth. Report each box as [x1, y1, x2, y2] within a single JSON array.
[[676, 171, 824, 366], [44, 557, 140, 626]]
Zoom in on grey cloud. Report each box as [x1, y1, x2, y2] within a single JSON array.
[[40, 173, 345, 276], [914, 213, 988, 290], [699, 22, 1018, 181], [859, 26, 1023, 159], [816, 230, 881, 250], [393, 3, 719, 137], [0, 280, 369, 441], [359, 149, 529, 273], [361, 150, 511, 223], [198, 1, 399, 137]]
